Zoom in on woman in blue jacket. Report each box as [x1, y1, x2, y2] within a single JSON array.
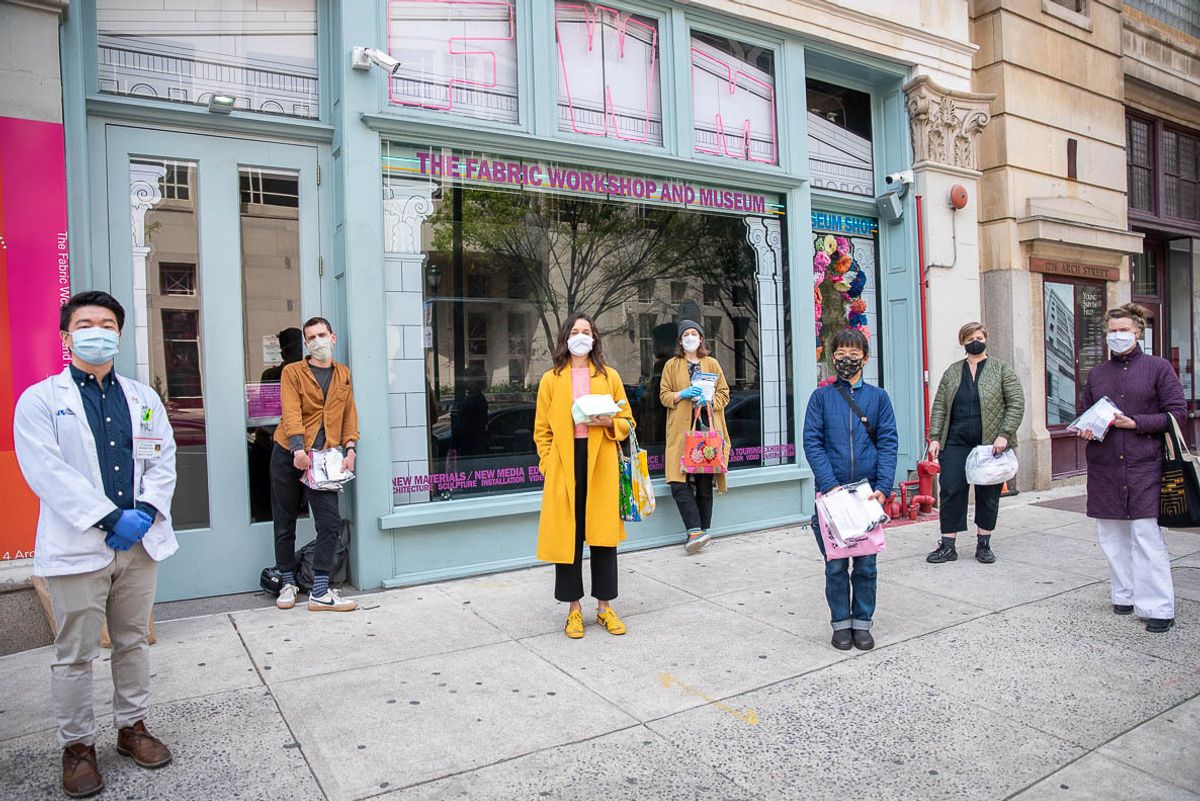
[[803, 329, 899, 651]]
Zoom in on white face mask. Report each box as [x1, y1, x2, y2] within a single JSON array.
[[308, 335, 334, 361], [1106, 331, 1137, 355], [681, 335, 701, 354], [567, 333, 594, 356]]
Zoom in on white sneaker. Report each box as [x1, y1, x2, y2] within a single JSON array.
[[307, 588, 358, 612], [276, 583, 299, 610]]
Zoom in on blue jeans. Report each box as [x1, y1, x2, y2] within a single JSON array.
[[812, 520, 877, 630]]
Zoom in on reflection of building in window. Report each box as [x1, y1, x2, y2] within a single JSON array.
[[733, 316, 750, 386], [161, 163, 191, 201], [161, 310, 203, 399], [703, 283, 718, 305], [1043, 282, 1077, 426], [96, 0, 319, 119], [159, 263, 196, 296], [704, 315, 722, 360], [555, 2, 663, 145], [468, 266, 489, 298], [507, 313, 528, 384], [691, 31, 776, 164], [468, 314, 488, 355], [387, 0, 519, 124], [639, 313, 657, 378], [671, 281, 687, 303], [240, 169, 300, 208], [806, 79, 874, 196], [638, 279, 655, 302], [732, 285, 751, 307]]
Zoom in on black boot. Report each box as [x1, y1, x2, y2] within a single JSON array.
[[975, 535, 995, 564], [1112, 604, 1134, 615], [926, 537, 958, 564], [852, 629, 875, 650], [1145, 618, 1175, 633]]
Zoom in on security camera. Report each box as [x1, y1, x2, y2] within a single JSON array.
[[351, 46, 402, 75], [884, 170, 914, 186]]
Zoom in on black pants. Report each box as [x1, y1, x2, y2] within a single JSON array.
[[270, 444, 341, 573], [670, 475, 714, 532], [554, 439, 619, 602], [939, 443, 1003, 534]]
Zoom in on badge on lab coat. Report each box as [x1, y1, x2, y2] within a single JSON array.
[[134, 437, 163, 459]]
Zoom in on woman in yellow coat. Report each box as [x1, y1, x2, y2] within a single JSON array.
[[534, 313, 634, 639], [660, 320, 731, 554]]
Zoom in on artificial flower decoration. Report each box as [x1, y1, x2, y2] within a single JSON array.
[[822, 235, 838, 255], [835, 236, 850, 255], [850, 298, 868, 314], [814, 251, 831, 270], [834, 255, 852, 274], [833, 280, 851, 293]]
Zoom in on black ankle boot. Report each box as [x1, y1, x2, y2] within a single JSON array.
[[926, 538, 958, 564], [831, 629, 853, 650]]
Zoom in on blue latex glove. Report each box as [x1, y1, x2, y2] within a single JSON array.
[[679, 385, 703, 401], [105, 509, 154, 552]]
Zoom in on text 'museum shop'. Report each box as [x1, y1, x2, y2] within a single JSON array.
[[41, 0, 944, 599]]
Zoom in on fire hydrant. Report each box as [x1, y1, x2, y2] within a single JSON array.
[[913, 458, 941, 514]]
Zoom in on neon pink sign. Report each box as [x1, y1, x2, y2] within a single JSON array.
[[387, 0, 516, 115], [555, 3, 660, 144], [691, 46, 778, 164]]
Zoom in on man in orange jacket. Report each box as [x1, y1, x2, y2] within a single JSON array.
[[271, 316, 360, 612]]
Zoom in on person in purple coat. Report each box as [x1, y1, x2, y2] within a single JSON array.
[[1076, 303, 1186, 633]]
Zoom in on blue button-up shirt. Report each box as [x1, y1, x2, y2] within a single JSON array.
[[70, 366, 156, 530]]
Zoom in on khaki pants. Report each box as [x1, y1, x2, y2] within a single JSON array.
[[46, 543, 158, 747]]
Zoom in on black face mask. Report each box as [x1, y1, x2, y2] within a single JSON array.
[[965, 340, 987, 356], [834, 356, 863, 380]]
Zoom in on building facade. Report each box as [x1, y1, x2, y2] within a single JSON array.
[[971, 0, 1199, 489], [1, 0, 992, 601]]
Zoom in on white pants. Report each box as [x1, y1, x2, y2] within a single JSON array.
[[45, 543, 158, 747], [1095, 518, 1175, 620]]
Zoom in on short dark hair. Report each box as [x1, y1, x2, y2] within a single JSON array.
[[302, 316, 333, 338], [60, 291, 125, 332], [831, 328, 869, 357]]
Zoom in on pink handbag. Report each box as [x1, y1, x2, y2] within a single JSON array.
[[816, 495, 887, 560], [679, 405, 728, 474]]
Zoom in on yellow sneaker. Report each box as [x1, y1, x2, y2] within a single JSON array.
[[596, 608, 627, 635], [564, 610, 585, 639]]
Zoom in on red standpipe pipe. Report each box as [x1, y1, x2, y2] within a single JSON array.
[[915, 194, 931, 440]]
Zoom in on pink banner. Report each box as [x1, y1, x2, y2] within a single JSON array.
[[0, 116, 71, 560]]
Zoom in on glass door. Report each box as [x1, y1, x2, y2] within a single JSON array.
[[104, 127, 323, 601]]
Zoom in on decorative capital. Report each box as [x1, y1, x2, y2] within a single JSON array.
[[129, 162, 166, 250], [903, 75, 996, 171], [744, 217, 782, 280]]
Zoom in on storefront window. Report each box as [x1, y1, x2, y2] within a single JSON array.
[[387, 0, 518, 124], [97, 0, 319, 118], [690, 31, 777, 164], [811, 212, 880, 386], [1163, 128, 1199, 222], [382, 145, 792, 503], [1127, 116, 1154, 213], [556, 2, 662, 145], [1043, 279, 1105, 427], [807, 80, 874, 196]]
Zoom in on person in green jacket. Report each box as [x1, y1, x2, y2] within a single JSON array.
[[926, 322, 1025, 564]]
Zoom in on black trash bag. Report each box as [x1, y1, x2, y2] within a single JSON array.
[[296, 519, 352, 593], [260, 519, 352, 595]]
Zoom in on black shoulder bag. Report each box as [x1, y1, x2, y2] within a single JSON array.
[[834, 384, 877, 445]]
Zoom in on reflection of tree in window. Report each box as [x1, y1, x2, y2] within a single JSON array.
[[638, 279, 655, 302], [733, 316, 750, 387], [671, 281, 687, 303], [704, 315, 722, 360], [430, 190, 717, 353]]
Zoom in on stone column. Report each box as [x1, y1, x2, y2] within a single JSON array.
[[129, 162, 166, 386], [382, 182, 435, 504], [744, 216, 788, 467], [903, 75, 995, 421]]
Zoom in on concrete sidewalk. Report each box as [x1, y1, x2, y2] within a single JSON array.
[[2, 490, 1199, 801]]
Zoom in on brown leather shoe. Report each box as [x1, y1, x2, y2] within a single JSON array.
[[116, 720, 173, 768], [62, 743, 103, 798]]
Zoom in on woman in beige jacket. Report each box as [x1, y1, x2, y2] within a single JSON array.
[[659, 320, 731, 554]]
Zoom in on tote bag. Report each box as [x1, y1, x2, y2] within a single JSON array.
[[619, 422, 656, 522], [680, 405, 728, 474], [1160, 415, 1200, 530]]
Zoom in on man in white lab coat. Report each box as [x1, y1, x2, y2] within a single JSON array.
[[14, 291, 178, 798]]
